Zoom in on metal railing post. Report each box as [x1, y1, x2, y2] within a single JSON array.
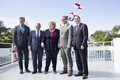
[[103, 42, 105, 60], [11, 44, 14, 64]]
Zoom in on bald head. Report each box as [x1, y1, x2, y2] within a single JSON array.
[[35, 23, 41, 30]]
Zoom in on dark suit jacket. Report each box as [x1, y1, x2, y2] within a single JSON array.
[[73, 23, 88, 49], [28, 30, 44, 51], [13, 25, 30, 46], [42, 29, 60, 51]]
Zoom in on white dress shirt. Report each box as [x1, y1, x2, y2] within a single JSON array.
[[35, 30, 40, 37]]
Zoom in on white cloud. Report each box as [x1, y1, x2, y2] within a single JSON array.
[[0, 17, 48, 30]]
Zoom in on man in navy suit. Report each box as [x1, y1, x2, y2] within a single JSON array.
[[28, 23, 44, 74], [73, 15, 89, 79], [13, 17, 31, 74]]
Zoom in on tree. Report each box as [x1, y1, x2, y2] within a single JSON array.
[[104, 33, 112, 41], [90, 25, 120, 44], [112, 25, 120, 33], [118, 25, 120, 29], [90, 30, 106, 42], [0, 20, 3, 27], [0, 20, 6, 35]]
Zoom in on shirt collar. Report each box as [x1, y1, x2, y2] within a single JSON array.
[[20, 24, 25, 27], [76, 23, 81, 26], [35, 30, 40, 36], [63, 23, 69, 27], [49, 29, 56, 32], [36, 30, 40, 32]]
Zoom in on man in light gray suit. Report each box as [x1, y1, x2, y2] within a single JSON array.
[[59, 16, 73, 77]]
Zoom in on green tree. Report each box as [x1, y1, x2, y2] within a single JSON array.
[[90, 25, 120, 44], [91, 30, 106, 42], [0, 20, 6, 35]]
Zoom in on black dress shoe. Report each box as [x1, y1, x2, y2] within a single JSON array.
[[53, 70, 57, 74], [83, 75, 88, 79], [44, 71, 48, 74], [20, 70, 23, 74], [25, 69, 31, 73], [74, 72, 83, 76], [32, 71, 37, 74], [38, 71, 42, 73]]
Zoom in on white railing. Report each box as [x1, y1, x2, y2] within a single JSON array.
[[0, 41, 114, 66], [88, 46, 114, 61], [0, 43, 14, 66], [71, 41, 114, 61], [88, 41, 114, 61]]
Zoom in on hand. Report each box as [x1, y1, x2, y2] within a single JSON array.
[[13, 45, 17, 52], [58, 44, 60, 48], [41, 43, 44, 48], [80, 46, 84, 50], [28, 46, 31, 51], [67, 44, 71, 48]]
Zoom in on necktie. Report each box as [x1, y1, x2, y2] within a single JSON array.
[[37, 31, 39, 38], [76, 25, 79, 32], [21, 25, 25, 34]]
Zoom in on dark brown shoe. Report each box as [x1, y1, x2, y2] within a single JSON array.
[[60, 70, 68, 74], [68, 72, 73, 77]]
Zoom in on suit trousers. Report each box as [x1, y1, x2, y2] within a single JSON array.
[[75, 47, 88, 75], [45, 50, 58, 71], [17, 45, 29, 70], [60, 47, 73, 71], [32, 50, 43, 71]]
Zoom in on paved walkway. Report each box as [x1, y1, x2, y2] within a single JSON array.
[[0, 60, 120, 80]]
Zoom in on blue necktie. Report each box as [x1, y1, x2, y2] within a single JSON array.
[[21, 25, 25, 34]]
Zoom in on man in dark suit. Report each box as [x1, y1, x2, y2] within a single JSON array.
[[13, 17, 31, 74], [73, 15, 89, 79], [28, 23, 44, 74]]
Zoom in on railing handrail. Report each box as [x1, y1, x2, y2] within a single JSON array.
[[0, 41, 114, 67], [0, 42, 13, 44]]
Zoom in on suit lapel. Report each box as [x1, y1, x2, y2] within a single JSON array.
[[75, 23, 82, 35], [19, 25, 26, 35], [33, 30, 36, 38], [63, 23, 69, 33], [18, 25, 22, 34], [39, 31, 42, 39], [74, 26, 76, 36]]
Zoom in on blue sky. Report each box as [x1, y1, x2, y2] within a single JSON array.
[[0, 0, 120, 36]]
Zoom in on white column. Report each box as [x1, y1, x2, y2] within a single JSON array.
[[113, 38, 120, 73]]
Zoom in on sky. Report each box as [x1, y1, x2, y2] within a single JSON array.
[[0, 0, 120, 36]]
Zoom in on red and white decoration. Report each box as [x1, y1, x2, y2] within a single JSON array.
[[74, 3, 83, 9], [69, 11, 75, 16], [67, 16, 74, 21], [62, 2, 83, 22]]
